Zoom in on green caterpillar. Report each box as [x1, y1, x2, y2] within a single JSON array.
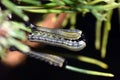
[[28, 27, 86, 51]]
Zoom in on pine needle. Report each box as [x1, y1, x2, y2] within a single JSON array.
[[66, 65, 114, 77]]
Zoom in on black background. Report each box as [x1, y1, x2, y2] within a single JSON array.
[[0, 8, 120, 80]]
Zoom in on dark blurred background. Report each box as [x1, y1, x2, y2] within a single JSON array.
[[0, 8, 120, 80]]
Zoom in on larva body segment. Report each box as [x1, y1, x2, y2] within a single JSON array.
[[27, 51, 65, 67], [28, 27, 86, 51]]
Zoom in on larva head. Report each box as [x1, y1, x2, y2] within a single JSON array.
[[61, 30, 86, 51]]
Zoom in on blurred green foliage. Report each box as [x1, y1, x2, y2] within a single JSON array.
[[0, 10, 31, 58]]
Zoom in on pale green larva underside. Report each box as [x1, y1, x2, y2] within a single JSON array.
[[25, 51, 65, 67], [28, 27, 86, 51]]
